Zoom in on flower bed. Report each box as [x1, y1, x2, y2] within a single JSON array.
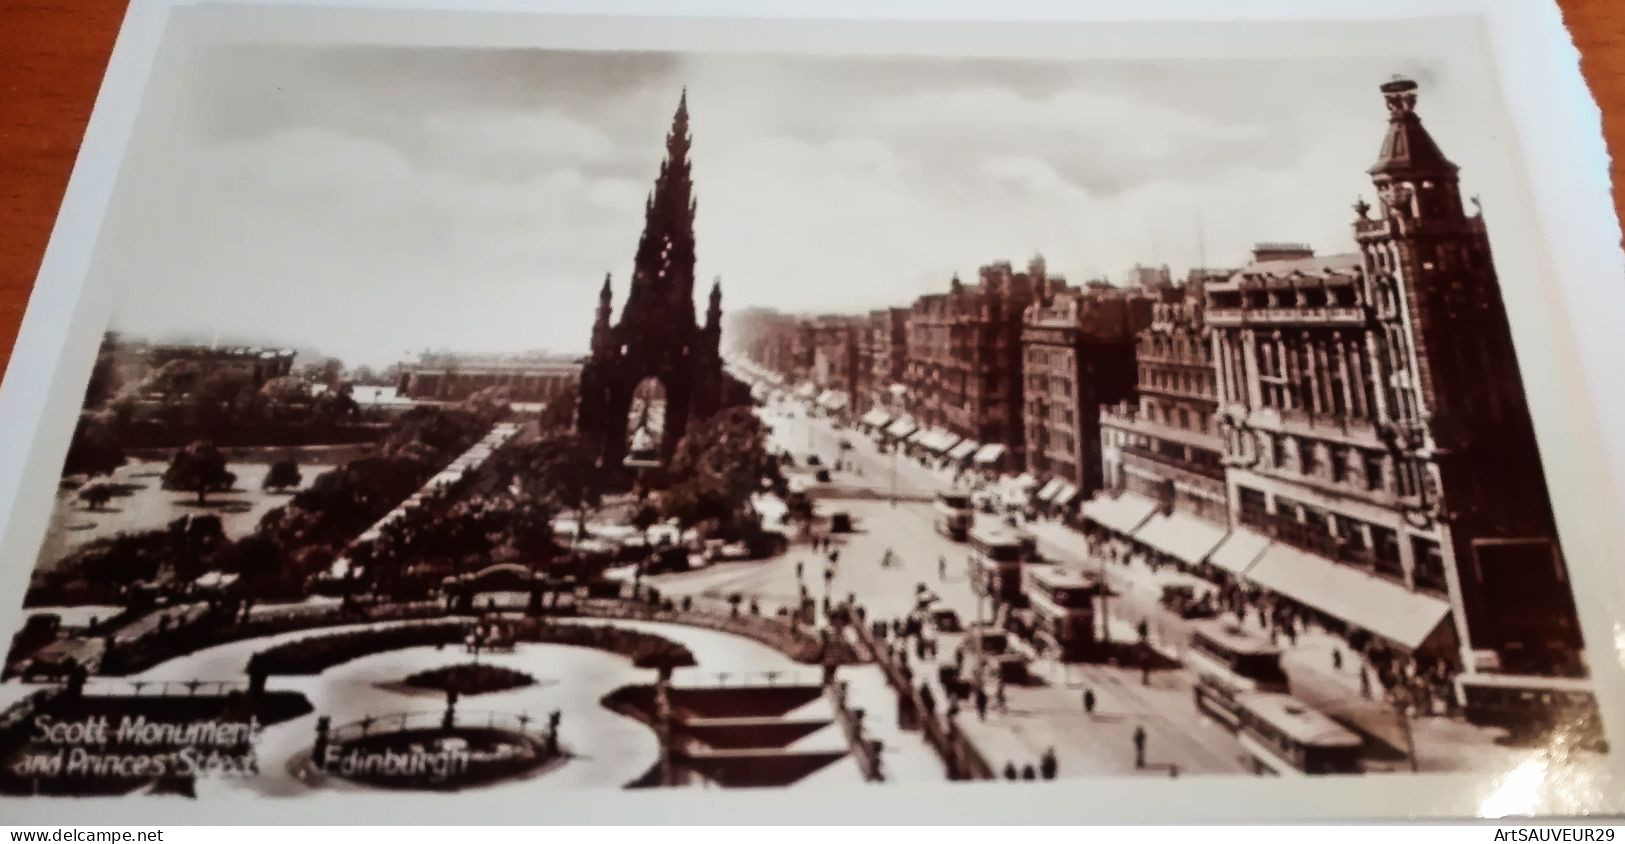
[[403, 663, 535, 695], [252, 618, 694, 676], [254, 622, 471, 675], [98, 602, 445, 676]]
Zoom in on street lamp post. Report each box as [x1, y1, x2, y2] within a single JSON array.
[[1098, 545, 1111, 645], [968, 553, 986, 682], [1393, 687, 1419, 772], [890, 446, 898, 508]]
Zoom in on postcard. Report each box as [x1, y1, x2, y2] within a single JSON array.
[[0, 0, 1621, 824]]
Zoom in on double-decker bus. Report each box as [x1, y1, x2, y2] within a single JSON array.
[[970, 526, 1026, 603], [1235, 692, 1363, 776], [934, 490, 974, 541], [1187, 620, 1289, 728], [1024, 566, 1099, 662], [1457, 674, 1604, 749]]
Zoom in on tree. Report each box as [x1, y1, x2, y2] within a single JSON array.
[[312, 383, 359, 424], [660, 407, 779, 533], [213, 532, 283, 594], [259, 375, 311, 409], [78, 482, 116, 511], [62, 414, 126, 478], [537, 384, 579, 432], [460, 386, 513, 422], [509, 434, 601, 540], [631, 502, 660, 545], [263, 458, 303, 492], [82, 333, 123, 409], [162, 440, 236, 504], [497, 497, 559, 562]]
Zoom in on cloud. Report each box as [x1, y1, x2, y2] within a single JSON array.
[[96, 42, 1469, 367]]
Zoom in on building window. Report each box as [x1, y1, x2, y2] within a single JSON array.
[[1300, 439, 1320, 477], [1238, 486, 1269, 530], [1332, 513, 1370, 568], [1362, 451, 1386, 492], [1412, 537, 1448, 594], [1371, 525, 1403, 580]]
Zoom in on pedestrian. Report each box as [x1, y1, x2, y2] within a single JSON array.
[[1332, 647, 1344, 671], [1360, 667, 1372, 699], [1039, 747, 1057, 780], [938, 555, 947, 580], [1132, 725, 1147, 769], [995, 678, 1007, 713], [796, 560, 804, 580], [1003, 762, 1018, 780], [1083, 688, 1096, 715], [1021, 764, 1037, 781], [974, 686, 989, 721]]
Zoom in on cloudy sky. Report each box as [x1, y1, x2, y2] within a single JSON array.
[[94, 41, 1499, 368]]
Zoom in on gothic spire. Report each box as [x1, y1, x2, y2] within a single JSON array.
[[1369, 77, 1457, 178], [705, 276, 722, 330], [624, 89, 699, 324]]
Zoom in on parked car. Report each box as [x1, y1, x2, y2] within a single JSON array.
[[830, 512, 854, 533]]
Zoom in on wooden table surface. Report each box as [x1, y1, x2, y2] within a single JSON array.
[[1, 1, 1622, 378]]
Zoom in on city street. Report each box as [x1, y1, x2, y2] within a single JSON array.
[[649, 398, 1254, 778], [650, 396, 1586, 779]]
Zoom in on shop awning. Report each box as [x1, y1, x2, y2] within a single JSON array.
[[795, 383, 817, 399], [1243, 544, 1451, 650], [886, 418, 918, 439], [1036, 478, 1065, 502], [1208, 529, 1271, 576], [1133, 511, 1228, 565], [860, 409, 891, 428], [1080, 492, 1158, 536], [947, 439, 979, 461], [922, 428, 959, 453], [973, 444, 1007, 464], [815, 390, 849, 411], [907, 428, 930, 444], [934, 432, 962, 454], [1053, 483, 1080, 507]]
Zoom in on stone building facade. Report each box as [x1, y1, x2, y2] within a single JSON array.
[[1099, 290, 1229, 534], [1021, 288, 1151, 498], [904, 258, 1056, 467], [397, 354, 581, 404], [866, 308, 910, 412], [1201, 78, 1582, 675]]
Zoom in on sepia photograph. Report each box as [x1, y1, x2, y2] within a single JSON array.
[[0, 2, 1618, 817]]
